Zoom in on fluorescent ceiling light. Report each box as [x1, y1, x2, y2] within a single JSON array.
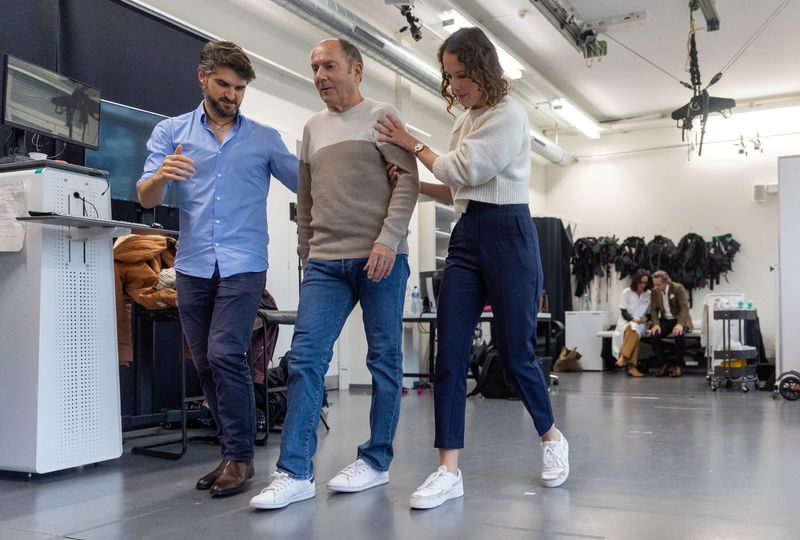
[[551, 98, 600, 139], [439, 10, 524, 79], [407, 123, 432, 138]]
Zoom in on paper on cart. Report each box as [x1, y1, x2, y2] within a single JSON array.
[[0, 181, 25, 252]]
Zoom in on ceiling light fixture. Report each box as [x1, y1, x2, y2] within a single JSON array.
[[551, 99, 600, 139], [525, 0, 607, 59], [439, 10, 524, 79]]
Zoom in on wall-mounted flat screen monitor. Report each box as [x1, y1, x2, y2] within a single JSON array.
[[85, 100, 176, 206], [2, 55, 101, 150]]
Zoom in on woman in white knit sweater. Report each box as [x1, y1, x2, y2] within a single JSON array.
[[377, 27, 570, 510]]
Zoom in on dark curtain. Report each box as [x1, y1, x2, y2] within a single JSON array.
[[59, 0, 205, 118], [533, 216, 573, 331]]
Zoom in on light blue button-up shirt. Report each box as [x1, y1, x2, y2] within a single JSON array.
[[139, 102, 298, 278]]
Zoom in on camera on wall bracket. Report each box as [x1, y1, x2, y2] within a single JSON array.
[[398, 4, 423, 41]]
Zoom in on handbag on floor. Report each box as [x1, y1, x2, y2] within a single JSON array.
[[553, 347, 583, 372]]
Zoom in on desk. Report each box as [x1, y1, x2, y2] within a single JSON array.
[[403, 311, 553, 381]]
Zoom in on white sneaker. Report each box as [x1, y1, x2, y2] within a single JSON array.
[[249, 471, 316, 510], [409, 466, 464, 510], [326, 459, 389, 492], [541, 435, 570, 487]]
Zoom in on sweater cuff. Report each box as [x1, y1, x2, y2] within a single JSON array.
[[432, 155, 450, 184], [374, 231, 401, 253]]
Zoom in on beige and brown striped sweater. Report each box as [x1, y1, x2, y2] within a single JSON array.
[[297, 98, 419, 263]]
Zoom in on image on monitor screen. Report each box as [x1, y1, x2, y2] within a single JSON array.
[[2, 55, 101, 149], [85, 100, 177, 207]]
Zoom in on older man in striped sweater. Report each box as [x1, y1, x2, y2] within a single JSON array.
[[250, 37, 419, 510]]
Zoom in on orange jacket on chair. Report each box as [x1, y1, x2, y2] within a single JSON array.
[[114, 234, 178, 366]]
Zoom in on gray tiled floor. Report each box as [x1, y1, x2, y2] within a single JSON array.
[[1, 372, 797, 540]]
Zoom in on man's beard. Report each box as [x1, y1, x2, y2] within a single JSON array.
[[203, 85, 238, 118]]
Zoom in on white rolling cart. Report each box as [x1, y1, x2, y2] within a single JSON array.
[[708, 308, 759, 393], [0, 160, 173, 474]]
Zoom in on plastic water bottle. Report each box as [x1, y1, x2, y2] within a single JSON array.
[[411, 286, 422, 316], [581, 289, 591, 311]]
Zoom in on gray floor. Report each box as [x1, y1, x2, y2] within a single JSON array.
[[1, 372, 798, 540]]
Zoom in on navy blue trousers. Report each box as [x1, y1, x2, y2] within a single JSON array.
[[434, 201, 554, 448], [176, 265, 266, 461]]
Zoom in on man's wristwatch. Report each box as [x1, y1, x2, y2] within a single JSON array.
[[413, 142, 426, 156]]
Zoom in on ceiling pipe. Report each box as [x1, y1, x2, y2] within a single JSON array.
[[270, 0, 441, 91], [268, 0, 572, 166]]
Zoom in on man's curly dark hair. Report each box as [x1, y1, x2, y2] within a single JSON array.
[[437, 27, 510, 116], [199, 41, 255, 82]]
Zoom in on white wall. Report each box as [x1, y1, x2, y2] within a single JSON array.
[[545, 124, 798, 356]]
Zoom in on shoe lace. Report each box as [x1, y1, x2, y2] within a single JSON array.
[[418, 469, 451, 492], [261, 471, 292, 494], [339, 459, 368, 479], [542, 444, 564, 471]]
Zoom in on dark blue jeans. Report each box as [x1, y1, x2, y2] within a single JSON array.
[[277, 256, 409, 480], [176, 265, 265, 461], [434, 201, 554, 448]]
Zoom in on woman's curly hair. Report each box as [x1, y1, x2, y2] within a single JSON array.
[[437, 27, 510, 116]]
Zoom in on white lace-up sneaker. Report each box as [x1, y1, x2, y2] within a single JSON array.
[[249, 471, 316, 510], [409, 465, 464, 510], [541, 435, 570, 488], [326, 459, 389, 492]]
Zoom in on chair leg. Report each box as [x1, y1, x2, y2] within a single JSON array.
[[131, 334, 189, 460], [255, 312, 270, 446]]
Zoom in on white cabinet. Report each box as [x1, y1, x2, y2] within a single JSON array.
[[0, 163, 122, 473], [418, 200, 456, 271], [565, 311, 612, 371]]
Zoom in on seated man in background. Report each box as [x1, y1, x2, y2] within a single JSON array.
[[648, 270, 693, 378]]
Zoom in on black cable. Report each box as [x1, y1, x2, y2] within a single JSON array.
[[602, 32, 690, 88], [74, 192, 99, 218], [3, 130, 13, 156]]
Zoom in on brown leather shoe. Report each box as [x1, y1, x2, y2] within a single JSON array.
[[196, 460, 227, 490], [209, 460, 255, 497], [615, 356, 626, 368], [655, 364, 670, 377], [627, 364, 644, 378], [670, 366, 683, 378]]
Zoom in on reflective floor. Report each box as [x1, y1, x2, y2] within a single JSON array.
[[1, 372, 797, 540]]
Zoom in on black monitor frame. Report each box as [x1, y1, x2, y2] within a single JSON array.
[[419, 270, 444, 312], [1, 54, 101, 151]]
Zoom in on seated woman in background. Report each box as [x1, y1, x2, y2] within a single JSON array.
[[613, 269, 651, 377]]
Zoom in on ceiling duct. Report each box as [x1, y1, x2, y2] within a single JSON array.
[[270, 0, 572, 165], [271, 0, 440, 91], [531, 133, 571, 166]]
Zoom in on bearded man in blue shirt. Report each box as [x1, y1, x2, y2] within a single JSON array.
[[137, 41, 298, 497]]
